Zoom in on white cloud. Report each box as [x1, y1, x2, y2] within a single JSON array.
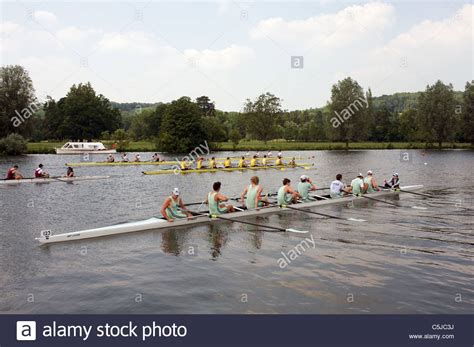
[[98, 31, 158, 54], [0, 21, 21, 36], [56, 26, 99, 42], [32, 11, 58, 27], [250, 2, 395, 48], [184, 44, 254, 70]]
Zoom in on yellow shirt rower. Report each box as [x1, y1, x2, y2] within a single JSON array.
[[196, 157, 204, 170], [275, 156, 283, 166], [180, 160, 191, 170], [238, 157, 247, 168], [224, 157, 232, 168], [209, 157, 217, 169], [262, 155, 268, 166], [250, 155, 258, 167]]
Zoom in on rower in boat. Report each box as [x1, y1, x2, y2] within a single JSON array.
[[224, 157, 232, 168], [134, 153, 141, 162], [275, 156, 284, 166], [277, 178, 301, 205], [151, 153, 160, 162], [106, 154, 115, 163], [250, 155, 259, 167], [65, 167, 74, 177], [196, 157, 205, 170], [255, 151, 260, 158], [384, 173, 400, 189], [267, 151, 272, 157], [262, 155, 268, 166], [240, 176, 269, 210], [351, 173, 366, 196], [207, 181, 235, 214], [6, 165, 23, 180], [364, 170, 380, 193], [35, 164, 49, 178], [161, 188, 192, 222], [289, 157, 297, 166], [209, 157, 217, 169], [278, 151, 282, 157], [121, 153, 129, 162], [330, 174, 351, 198], [180, 159, 191, 171], [297, 175, 317, 202], [238, 157, 247, 168]]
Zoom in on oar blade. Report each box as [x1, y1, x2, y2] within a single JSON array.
[[285, 228, 309, 234], [412, 206, 428, 210], [347, 218, 366, 222]]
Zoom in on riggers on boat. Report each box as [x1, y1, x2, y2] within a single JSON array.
[[142, 164, 314, 175], [36, 185, 423, 244], [0, 175, 110, 185]]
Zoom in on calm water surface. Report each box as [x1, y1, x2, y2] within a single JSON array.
[[0, 150, 473, 313]]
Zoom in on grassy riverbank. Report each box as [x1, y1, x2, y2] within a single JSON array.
[[26, 140, 473, 154]]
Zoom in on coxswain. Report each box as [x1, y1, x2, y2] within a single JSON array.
[[277, 178, 301, 205], [351, 173, 366, 196], [330, 174, 351, 198], [250, 155, 258, 167], [238, 156, 247, 168], [224, 157, 232, 168], [207, 181, 235, 214], [364, 170, 380, 193], [35, 164, 49, 178], [240, 176, 269, 209], [6, 165, 23, 180], [209, 157, 217, 169], [106, 154, 115, 163], [65, 167, 74, 177], [121, 153, 129, 162], [161, 188, 192, 222], [384, 173, 400, 189], [297, 175, 317, 202]]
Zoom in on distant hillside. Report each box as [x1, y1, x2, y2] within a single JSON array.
[[111, 102, 159, 112]]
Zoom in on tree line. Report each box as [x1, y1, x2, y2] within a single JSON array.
[[0, 64, 472, 153]]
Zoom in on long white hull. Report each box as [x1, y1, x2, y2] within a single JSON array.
[[36, 185, 423, 244], [1, 175, 110, 185], [55, 149, 117, 154]]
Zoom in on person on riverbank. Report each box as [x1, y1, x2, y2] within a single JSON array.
[[384, 173, 400, 189], [330, 174, 351, 198], [240, 176, 269, 210], [364, 170, 380, 193], [207, 181, 235, 214], [298, 175, 317, 202], [35, 164, 49, 178], [351, 173, 366, 196], [161, 188, 192, 222], [6, 165, 23, 180], [277, 178, 301, 205]]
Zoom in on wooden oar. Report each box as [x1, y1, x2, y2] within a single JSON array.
[[189, 211, 308, 234], [399, 189, 435, 198], [275, 203, 366, 222], [355, 194, 427, 210]]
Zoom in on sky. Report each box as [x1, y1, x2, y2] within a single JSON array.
[[1, 1, 472, 111]]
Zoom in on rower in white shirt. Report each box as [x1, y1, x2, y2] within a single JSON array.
[[330, 174, 351, 198]]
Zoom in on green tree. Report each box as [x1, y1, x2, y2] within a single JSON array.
[[243, 92, 282, 144], [196, 96, 215, 117], [229, 128, 241, 149], [328, 77, 368, 149], [461, 81, 474, 146], [112, 128, 129, 151], [417, 80, 457, 148], [398, 109, 418, 142], [157, 97, 206, 153], [43, 82, 122, 140], [0, 133, 27, 155], [314, 110, 326, 140], [0, 65, 36, 137]]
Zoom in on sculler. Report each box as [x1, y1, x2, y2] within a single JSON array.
[[134, 153, 141, 162], [151, 153, 160, 162], [6, 165, 23, 180], [121, 153, 129, 162], [384, 173, 400, 189], [330, 174, 351, 198], [289, 157, 297, 166], [160, 188, 192, 222], [351, 173, 366, 196], [238, 157, 247, 168], [250, 155, 258, 167], [364, 170, 380, 193], [224, 157, 232, 168], [297, 175, 317, 202], [277, 178, 301, 205], [207, 181, 235, 214], [106, 154, 115, 163], [65, 167, 74, 177], [240, 176, 269, 210], [35, 164, 49, 178]]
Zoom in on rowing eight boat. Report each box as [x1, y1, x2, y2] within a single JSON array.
[[65, 156, 299, 167], [142, 164, 314, 175], [0, 175, 110, 185], [36, 185, 423, 244]]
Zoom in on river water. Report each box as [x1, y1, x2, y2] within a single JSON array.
[[0, 150, 472, 313]]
